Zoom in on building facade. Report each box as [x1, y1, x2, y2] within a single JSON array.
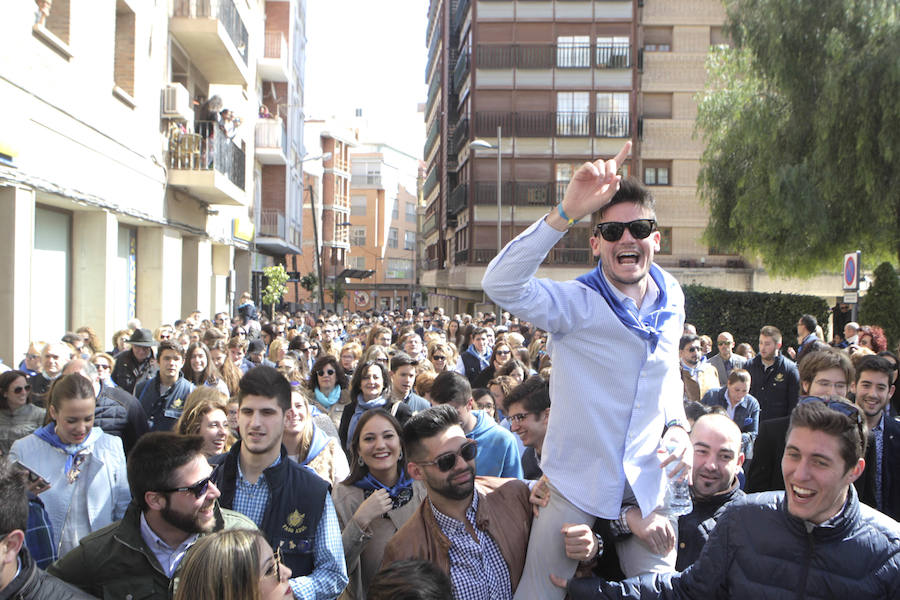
[[0, 0, 308, 366], [421, 0, 841, 315]]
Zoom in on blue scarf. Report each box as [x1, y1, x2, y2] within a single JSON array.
[[346, 394, 387, 451], [465, 345, 490, 370], [576, 261, 678, 353], [34, 423, 102, 480], [315, 386, 342, 409], [304, 424, 330, 465], [353, 470, 415, 509]]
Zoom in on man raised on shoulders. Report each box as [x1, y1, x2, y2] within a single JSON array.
[[482, 141, 691, 598]]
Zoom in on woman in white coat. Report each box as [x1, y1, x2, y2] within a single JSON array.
[[9, 373, 130, 556]]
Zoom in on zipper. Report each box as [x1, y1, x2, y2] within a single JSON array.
[[795, 529, 814, 600]]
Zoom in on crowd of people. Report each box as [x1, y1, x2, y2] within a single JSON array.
[[1, 142, 899, 599]]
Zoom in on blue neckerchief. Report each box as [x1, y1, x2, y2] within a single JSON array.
[[576, 261, 677, 352], [304, 424, 330, 465], [681, 362, 701, 379], [353, 470, 415, 509], [346, 394, 387, 451], [315, 386, 342, 409], [34, 423, 101, 477], [465, 345, 490, 370]]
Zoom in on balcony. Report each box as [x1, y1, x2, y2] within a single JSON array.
[[425, 20, 442, 83], [596, 43, 631, 68], [471, 247, 590, 265], [453, 50, 470, 93], [426, 72, 441, 117], [447, 182, 468, 217], [476, 43, 631, 69], [351, 174, 382, 188], [454, 248, 469, 265], [453, 0, 470, 33], [258, 31, 289, 82], [256, 209, 301, 255], [450, 117, 469, 155], [254, 118, 287, 165], [474, 111, 629, 138], [423, 167, 439, 200], [473, 181, 558, 207], [422, 212, 437, 237], [424, 118, 440, 161], [167, 121, 246, 206], [170, 0, 249, 85]]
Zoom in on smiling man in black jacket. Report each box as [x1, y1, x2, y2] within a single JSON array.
[[555, 398, 900, 599]]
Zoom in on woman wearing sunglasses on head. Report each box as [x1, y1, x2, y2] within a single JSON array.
[[9, 373, 130, 556], [333, 409, 426, 600], [174, 528, 293, 600], [0, 369, 46, 456], [306, 356, 351, 428]]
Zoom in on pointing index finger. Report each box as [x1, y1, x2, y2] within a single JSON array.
[[612, 140, 632, 170]]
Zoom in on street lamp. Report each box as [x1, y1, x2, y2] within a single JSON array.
[[302, 152, 333, 314], [470, 126, 502, 316]]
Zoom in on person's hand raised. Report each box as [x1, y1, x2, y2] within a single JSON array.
[[560, 141, 632, 222]]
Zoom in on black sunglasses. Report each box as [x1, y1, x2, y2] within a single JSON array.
[[594, 219, 657, 242], [160, 476, 212, 498], [317, 368, 336, 376], [13, 385, 31, 394], [418, 441, 478, 472]]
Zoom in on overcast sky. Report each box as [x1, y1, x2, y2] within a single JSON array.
[[304, 0, 427, 157]]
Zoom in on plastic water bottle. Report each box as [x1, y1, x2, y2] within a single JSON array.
[[662, 441, 692, 516]]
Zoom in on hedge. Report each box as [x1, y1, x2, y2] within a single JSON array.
[[682, 284, 831, 350]]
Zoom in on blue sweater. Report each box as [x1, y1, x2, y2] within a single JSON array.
[[467, 410, 523, 479]]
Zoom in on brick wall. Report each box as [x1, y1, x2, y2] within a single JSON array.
[[114, 2, 135, 95]]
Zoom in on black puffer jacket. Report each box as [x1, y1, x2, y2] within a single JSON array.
[[94, 385, 148, 455], [569, 487, 900, 599], [2, 547, 95, 600]]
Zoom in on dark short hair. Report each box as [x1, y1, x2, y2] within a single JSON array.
[[0, 370, 29, 410], [403, 405, 462, 461], [679, 334, 700, 351], [503, 375, 550, 413], [430, 371, 471, 408], [798, 348, 853, 386], [158, 340, 185, 360], [390, 352, 419, 372], [854, 355, 895, 384], [349, 361, 391, 400], [597, 177, 656, 220], [471, 327, 488, 339], [759, 325, 782, 345], [788, 397, 866, 473], [308, 356, 348, 392], [684, 400, 708, 423], [799, 314, 817, 333], [238, 366, 291, 412], [0, 459, 28, 536], [368, 560, 453, 600], [127, 433, 206, 512], [344, 409, 406, 485]]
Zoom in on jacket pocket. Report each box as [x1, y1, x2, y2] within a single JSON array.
[[101, 577, 160, 600]]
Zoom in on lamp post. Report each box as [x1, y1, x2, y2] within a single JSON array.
[[469, 126, 502, 316], [302, 151, 332, 314]]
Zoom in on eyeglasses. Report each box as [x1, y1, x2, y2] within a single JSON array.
[[160, 476, 212, 498], [594, 219, 657, 242], [317, 368, 336, 376], [686, 347, 702, 353], [810, 380, 848, 394], [265, 544, 284, 580], [432, 355, 447, 361], [717, 340, 733, 346], [298, 346, 311, 352], [507, 412, 538, 425], [495, 350, 511, 356], [93, 363, 111, 371], [12, 385, 31, 394], [418, 440, 478, 472]]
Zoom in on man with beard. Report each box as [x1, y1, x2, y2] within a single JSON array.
[[47, 432, 256, 598], [852, 355, 900, 520], [382, 406, 600, 599], [746, 325, 800, 422], [211, 366, 347, 599]]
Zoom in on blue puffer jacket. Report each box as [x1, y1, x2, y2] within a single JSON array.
[[569, 487, 900, 599]]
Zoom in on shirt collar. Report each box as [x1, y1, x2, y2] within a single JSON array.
[[237, 454, 282, 483], [601, 267, 659, 311], [139, 512, 199, 552]]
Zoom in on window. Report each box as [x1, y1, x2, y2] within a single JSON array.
[[348, 256, 367, 270], [556, 92, 590, 136], [658, 227, 673, 255], [405, 231, 416, 251], [350, 195, 367, 216], [386, 259, 413, 279], [113, 1, 136, 100], [642, 93, 673, 119], [596, 93, 630, 137], [710, 27, 731, 48], [350, 226, 366, 246], [388, 227, 399, 248], [556, 35, 590, 68], [391, 202, 399, 221], [644, 27, 673, 52], [35, 0, 71, 45], [405, 202, 417, 223], [644, 164, 671, 186], [596, 36, 630, 68]]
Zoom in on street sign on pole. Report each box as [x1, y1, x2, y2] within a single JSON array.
[[843, 251, 860, 291]]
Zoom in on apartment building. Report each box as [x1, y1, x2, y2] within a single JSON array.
[[345, 143, 421, 313], [421, 0, 839, 315], [0, 0, 309, 365]]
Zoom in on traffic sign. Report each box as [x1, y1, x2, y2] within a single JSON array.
[[843, 252, 860, 291], [843, 292, 858, 304]]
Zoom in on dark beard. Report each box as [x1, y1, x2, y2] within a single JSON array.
[[161, 500, 216, 535]]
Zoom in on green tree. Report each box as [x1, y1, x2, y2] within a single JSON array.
[[328, 279, 346, 314], [860, 262, 900, 348], [696, 0, 900, 276], [299, 272, 318, 296], [261, 264, 289, 318]]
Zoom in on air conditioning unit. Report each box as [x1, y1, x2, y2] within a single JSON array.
[[161, 83, 192, 121]]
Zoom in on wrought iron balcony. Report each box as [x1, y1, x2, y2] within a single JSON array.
[[171, 0, 248, 84], [447, 182, 468, 216], [166, 120, 246, 205]]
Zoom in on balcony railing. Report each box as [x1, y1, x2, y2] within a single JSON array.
[[453, 0, 470, 32], [264, 31, 286, 59], [423, 212, 437, 237], [423, 167, 439, 199], [474, 181, 558, 207], [556, 43, 592, 68], [453, 50, 470, 93], [474, 111, 629, 138], [351, 174, 382, 186], [454, 248, 469, 264], [254, 118, 287, 156], [450, 117, 469, 155], [426, 72, 441, 115], [448, 182, 468, 216], [426, 20, 443, 82], [471, 247, 591, 265], [167, 120, 245, 190], [173, 0, 248, 65], [596, 43, 631, 68], [259, 209, 286, 239], [476, 43, 631, 70], [424, 119, 440, 159]]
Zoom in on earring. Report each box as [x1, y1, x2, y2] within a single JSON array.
[[357, 456, 364, 466], [398, 451, 403, 461]]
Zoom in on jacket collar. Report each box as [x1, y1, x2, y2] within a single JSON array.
[[220, 441, 289, 501], [779, 483, 860, 542]]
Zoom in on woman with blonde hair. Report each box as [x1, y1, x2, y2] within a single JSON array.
[[339, 341, 363, 378], [174, 529, 293, 600], [90, 352, 117, 390], [427, 341, 458, 374], [208, 339, 241, 397], [360, 344, 390, 369], [174, 387, 233, 458], [268, 338, 288, 364], [283, 390, 348, 486], [76, 326, 102, 355], [109, 330, 131, 357]]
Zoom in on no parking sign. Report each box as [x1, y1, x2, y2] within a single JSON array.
[[843, 252, 860, 291]]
